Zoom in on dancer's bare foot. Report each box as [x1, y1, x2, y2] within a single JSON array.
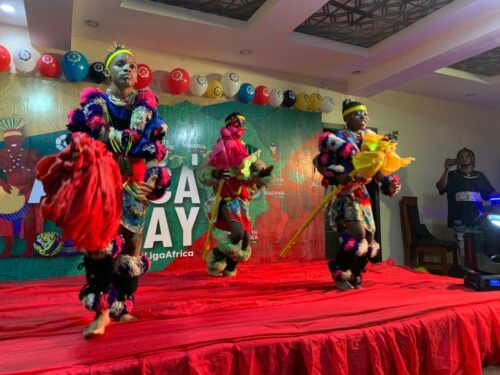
[[83, 311, 110, 339], [119, 314, 137, 322]]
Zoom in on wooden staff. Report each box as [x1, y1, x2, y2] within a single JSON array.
[[279, 170, 358, 257]]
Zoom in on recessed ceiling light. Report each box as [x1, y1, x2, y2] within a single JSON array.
[[465, 93, 476, 97], [85, 20, 99, 27], [0, 3, 15, 13], [352, 70, 362, 75], [239, 49, 252, 55]]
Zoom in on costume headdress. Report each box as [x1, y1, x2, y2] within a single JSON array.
[[0, 118, 25, 139], [105, 42, 135, 70], [225, 112, 246, 128], [342, 98, 367, 117]]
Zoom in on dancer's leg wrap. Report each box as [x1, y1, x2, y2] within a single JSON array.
[[339, 232, 368, 257], [79, 235, 123, 314], [105, 252, 150, 320], [207, 248, 227, 276], [111, 253, 151, 319], [368, 240, 380, 259], [216, 231, 251, 262], [327, 260, 342, 280], [224, 257, 238, 276]]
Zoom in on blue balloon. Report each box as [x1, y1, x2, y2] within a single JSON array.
[[62, 51, 89, 82], [238, 83, 255, 103]]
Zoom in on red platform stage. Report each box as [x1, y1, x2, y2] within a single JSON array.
[[1, 260, 500, 374]]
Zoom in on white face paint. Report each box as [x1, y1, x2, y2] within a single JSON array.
[[354, 110, 368, 122]]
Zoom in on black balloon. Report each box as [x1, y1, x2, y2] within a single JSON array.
[[283, 90, 296, 108], [88, 62, 107, 83]]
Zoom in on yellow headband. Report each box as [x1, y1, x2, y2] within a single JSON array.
[[226, 114, 245, 125], [105, 49, 135, 69], [342, 104, 367, 117]]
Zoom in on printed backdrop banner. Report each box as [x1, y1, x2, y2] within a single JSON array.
[[0, 100, 325, 280]]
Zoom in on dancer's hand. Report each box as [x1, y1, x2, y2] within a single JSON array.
[[137, 175, 157, 200], [335, 173, 352, 185], [387, 179, 401, 196], [212, 169, 226, 179]]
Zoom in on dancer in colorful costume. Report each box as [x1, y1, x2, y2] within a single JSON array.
[[198, 112, 272, 277], [36, 44, 170, 337], [313, 99, 411, 290]]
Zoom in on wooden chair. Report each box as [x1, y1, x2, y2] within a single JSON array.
[[399, 196, 458, 275]]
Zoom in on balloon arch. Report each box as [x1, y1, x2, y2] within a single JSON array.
[[0, 44, 335, 113]]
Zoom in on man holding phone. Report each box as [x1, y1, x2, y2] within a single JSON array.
[[436, 148, 497, 267]]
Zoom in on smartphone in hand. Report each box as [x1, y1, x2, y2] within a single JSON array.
[[445, 158, 457, 168]]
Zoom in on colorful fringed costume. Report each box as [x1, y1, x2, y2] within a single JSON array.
[[198, 113, 272, 277], [313, 99, 408, 290], [36, 87, 170, 320]]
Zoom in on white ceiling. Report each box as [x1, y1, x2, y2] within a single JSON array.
[[4, 0, 500, 107]]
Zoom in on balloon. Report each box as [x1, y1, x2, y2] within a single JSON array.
[[189, 73, 208, 97], [253, 85, 270, 105], [13, 47, 37, 73], [321, 96, 335, 113], [308, 92, 323, 112], [33, 232, 63, 257], [207, 80, 223, 99], [221, 71, 240, 97], [0, 45, 11, 71], [238, 83, 255, 103], [62, 51, 89, 82], [282, 90, 296, 108], [36, 54, 61, 78], [134, 63, 153, 89], [269, 88, 283, 108], [168, 68, 190, 95], [294, 93, 310, 111], [88, 62, 107, 83]]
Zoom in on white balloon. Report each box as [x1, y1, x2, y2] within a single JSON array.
[[189, 73, 208, 97], [221, 71, 240, 97], [321, 96, 335, 113], [269, 88, 284, 108], [13, 46, 38, 73]]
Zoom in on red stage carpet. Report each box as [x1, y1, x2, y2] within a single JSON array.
[[1, 260, 500, 374]]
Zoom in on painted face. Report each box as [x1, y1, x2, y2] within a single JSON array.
[[346, 109, 369, 131], [108, 53, 138, 88], [227, 115, 246, 130], [235, 116, 246, 130]]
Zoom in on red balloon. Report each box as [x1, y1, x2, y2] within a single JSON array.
[[167, 68, 190, 95], [253, 85, 270, 105], [36, 54, 61, 78], [0, 45, 11, 71], [134, 63, 153, 90]]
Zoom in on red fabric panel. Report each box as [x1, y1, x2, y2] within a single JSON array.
[[1, 261, 500, 374]]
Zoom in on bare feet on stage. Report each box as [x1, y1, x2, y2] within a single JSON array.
[[83, 311, 111, 339], [119, 314, 137, 322]]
